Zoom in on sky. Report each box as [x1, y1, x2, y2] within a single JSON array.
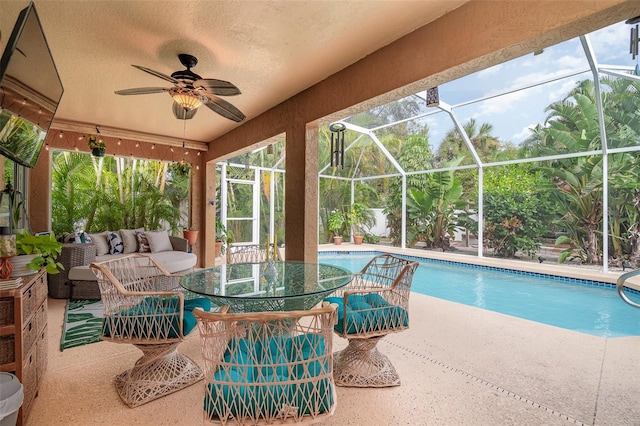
[[422, 19, 639, 152]]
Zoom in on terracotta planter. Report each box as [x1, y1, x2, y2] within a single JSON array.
[[353, 235, 364, 245], [214, 241, 223, 258], [333, 236, 343, 245], [183, 229, 199, 245]]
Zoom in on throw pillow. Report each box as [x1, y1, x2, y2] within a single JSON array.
[[106, 231, 124, 254], [88, 232, 110, 256], [145, 230, 173, 253], [119, 228, 143, 254], [136, 230, 150, 253]]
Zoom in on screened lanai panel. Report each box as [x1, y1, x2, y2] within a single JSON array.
[[600, 76, 640, 149], [345, 94, 427, 129], [607, 152, 640, 261], [438, 34, 589, 107], [452, 70, 596, 162], [588, 20, 638, 69]]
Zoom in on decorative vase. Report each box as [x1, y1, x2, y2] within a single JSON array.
[[10, 254, 38, 277], [91, 147, 105, 157], [183, 229, 199, 245]]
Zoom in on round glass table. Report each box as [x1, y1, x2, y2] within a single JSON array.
[[180, 260, 353, 312]]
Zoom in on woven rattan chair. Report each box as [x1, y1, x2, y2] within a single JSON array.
[[324, 253, 418, 387], [90, 254, 208, 408], [194, 302, 338, 425], [226, 243, 280, 264]]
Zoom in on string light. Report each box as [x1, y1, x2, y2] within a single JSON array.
[[135, 142, 139, 148], [58, 131, 63, 138], [151, 144, 155, 150], [117, 139, 122, 146]]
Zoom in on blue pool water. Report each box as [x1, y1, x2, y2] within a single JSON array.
[[319, 252, 640, 337]]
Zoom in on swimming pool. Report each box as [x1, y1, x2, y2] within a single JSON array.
[[319, 252, 640, 338]]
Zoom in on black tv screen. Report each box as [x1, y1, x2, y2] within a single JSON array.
[[0, 1, 63, 168]]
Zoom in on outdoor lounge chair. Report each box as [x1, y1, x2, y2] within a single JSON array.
[[324, 253, 418, 387], [194, 302, 338, 424], [90, 254, 209, 407], [227, 243, 281, 264]]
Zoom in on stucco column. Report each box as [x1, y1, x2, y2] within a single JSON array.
[[285, 123, 318, 262], [203, 159, 217, 267]]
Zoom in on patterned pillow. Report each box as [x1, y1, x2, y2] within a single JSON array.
[[107, 231, 124, 254], [136, 230, 150, 253]]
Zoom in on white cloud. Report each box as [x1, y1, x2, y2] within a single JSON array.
[[512, 124, 537, 142]]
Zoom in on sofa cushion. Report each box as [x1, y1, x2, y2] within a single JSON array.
[[148, 251, 197, 273], [106, 231, 124, 254], [88, 233, 109, 256], [119, 228, 143, 254], [70, 251, 197, 282], [146, 230, 173, 253]]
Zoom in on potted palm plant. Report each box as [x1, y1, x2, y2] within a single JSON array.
[[328, 210, 346, 245], [347, 202, 374, 245], [88, 135, 106, 157]]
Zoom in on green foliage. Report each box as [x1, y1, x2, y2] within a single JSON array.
[[406, 157, 466, 249], [51, 152, 186, 235], [347, 202, 374, 235], [481, 165, 552, 258], [328, 210, 346, 236], [15, 230, 64, 274]]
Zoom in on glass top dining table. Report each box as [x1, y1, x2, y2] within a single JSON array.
[[179, 260, 353, 312]]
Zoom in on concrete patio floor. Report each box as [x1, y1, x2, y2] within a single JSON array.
[[27, 245, 640, 425]]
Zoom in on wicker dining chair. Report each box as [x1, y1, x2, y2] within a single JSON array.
[[194, 302, 338, 425], [226, 243, 280, 264], [90, 254, 209, 408], [324, 253, 419, 387]]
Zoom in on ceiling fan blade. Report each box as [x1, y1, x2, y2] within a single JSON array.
[[194, 79, 241, 96], [114, 87, 169, 95], [131, 65, 181, 84], [203, 94, 246, 122]]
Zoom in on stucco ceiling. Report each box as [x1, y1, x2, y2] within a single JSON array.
[[1, 0, 468, 144]]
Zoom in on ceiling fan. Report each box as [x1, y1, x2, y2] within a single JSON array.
[[115, 53, 245, 122]]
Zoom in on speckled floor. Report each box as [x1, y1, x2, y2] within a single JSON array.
[[27, 246, 640, 425]]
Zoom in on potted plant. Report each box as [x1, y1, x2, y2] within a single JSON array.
[[88, 135, 106, 157], [182, 223, 199, 246], [328, 210, 346, 245], [12, 230, 64, 276], [347, 202, 374, 245]]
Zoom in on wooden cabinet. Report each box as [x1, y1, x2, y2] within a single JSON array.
[[0, 270, 48, 426]]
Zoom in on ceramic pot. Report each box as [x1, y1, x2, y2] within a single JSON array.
[[10, 254, 39, 277], [183, 230, 199, 245]]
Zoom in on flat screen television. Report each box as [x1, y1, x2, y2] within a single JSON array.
[[0, 1, 63, 168]]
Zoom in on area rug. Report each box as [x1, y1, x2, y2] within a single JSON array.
[[60, 299, 104, 351]]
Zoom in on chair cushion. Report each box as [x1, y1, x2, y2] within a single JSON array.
[[103, 296, 210, 339], [88, 232, 110, 256], [324, 295, 407, 334], [146, 230, 173, 253]]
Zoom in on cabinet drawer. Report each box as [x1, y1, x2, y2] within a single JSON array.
[[21, 352, 37, 419], [36, 326, 47, 379], [22, 316, 38, 356], [0, 334, 14, 364], [34, 273, 47, 306], [21, 284, 37, 323], [35, 302, 47, 334], [0, 297, 13, 326]]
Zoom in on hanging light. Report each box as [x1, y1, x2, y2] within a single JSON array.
[[329, 122, 346, 169], [170, 89, 203, 111], [172, 101, 198, 120]]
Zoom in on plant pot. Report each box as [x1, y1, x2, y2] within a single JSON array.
[[91, 147, 105, 157], [333, 236, 343, 245], [214, 241, 223, 258], [10, 254, 39, 277], [183, 229, 199, 245], [353, 235, 364, 245]]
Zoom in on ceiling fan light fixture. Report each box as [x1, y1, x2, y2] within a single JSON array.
[[172, 101, 198, 120], [171, 90, 203, 111]]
